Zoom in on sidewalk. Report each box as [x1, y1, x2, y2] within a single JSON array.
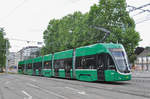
[[132, 70, 150, 78]]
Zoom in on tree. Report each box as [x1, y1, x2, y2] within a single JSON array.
[[87, 0, 140, 63], [0, 28, 9, 72], [42, 12, 88, 55], [42, 0, 141, 63]]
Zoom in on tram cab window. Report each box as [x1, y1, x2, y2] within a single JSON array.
[[75, 55, 97, 69], [44, 61, 51, 69]]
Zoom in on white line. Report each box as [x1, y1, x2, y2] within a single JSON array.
[[26, 83, 67, 99], [65, 87, 80, 92], [30, 79, 36, 82], [26, 83, 39, 88], [22, 90, 32, 99], [65, 87, 87, 95], [78, 91, 87, 95]]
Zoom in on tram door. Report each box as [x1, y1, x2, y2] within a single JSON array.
[[65, 59, 72, 78], [38, 62, 42, 76], [54, 68, 59, 76], [33, 63, 36, 75], [65, 66, 71, 78], [22, 65, 24, 74], [54, 60, 59, 77], [97, 54, 106, 81]]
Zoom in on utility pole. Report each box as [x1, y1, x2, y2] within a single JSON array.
[[5, 40, 8, 74]]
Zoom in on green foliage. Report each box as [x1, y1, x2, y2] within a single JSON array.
[[0, 28, 9, 72], [42, 0, 141, 63], [88, 0, 140, 63]]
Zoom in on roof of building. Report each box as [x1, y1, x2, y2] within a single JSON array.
[[17, 46, 39, 53], [137, 47, 150, 57]]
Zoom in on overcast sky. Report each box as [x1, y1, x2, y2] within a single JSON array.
[[0, 0, 150, 52]]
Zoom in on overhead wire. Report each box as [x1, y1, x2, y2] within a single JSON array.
[[128, 3, 150, 13], [127, 3, 150, 24], [0, 0, 29, 23]]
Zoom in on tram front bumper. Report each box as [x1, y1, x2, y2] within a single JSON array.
[[104, 70, 131, 81]]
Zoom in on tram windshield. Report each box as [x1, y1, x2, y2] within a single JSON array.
[[110, 48, 130, 73]]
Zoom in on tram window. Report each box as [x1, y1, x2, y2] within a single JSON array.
[[34, 62, 42, 69], [39, 62, 42, 69], [54, 60, 62, 69], [85, 55, 96, 69], [27, 64, 32, 69], [22, 64, 24, 70], [33, 63, 36, 69], [75, 57, 82, 69], [18, 66, 22, 69], [106, 55, 115, 69], [75, 55, 97, 69], [44, 61, 51, 69], [60, 60, 65, 69], [64, 58, 72, 69], [97, 54, 115, 69], [97, 54, 105, 68]]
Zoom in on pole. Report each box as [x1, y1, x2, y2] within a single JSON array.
[[72, 48, 76, 79], [5, 40, 8, 74]]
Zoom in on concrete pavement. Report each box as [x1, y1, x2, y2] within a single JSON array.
[[0, 74, 150, 99]]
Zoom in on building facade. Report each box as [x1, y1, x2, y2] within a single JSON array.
[[16, 46, 41, 62], [8, 52, 17, 72], [134, 48, 150, 71], [8, 52, 17, 68]]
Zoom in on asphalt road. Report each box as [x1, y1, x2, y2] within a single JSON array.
[[0, 74, 150, 99]]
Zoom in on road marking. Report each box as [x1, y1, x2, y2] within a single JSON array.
[[30, 79, 36, 82], [26, 83, 68, 99], [65, 87, 87, 95], [22, 90, 32, 99], [26, 83, 39, 88]]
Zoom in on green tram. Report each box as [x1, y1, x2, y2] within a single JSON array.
[[18, 43, 131, 81]]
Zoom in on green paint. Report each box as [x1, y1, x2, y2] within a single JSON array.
[[75, 43, 123, 57], [26, 69, 33, 75], [26, 59, 33, 64], [35, 69, 39, 75], [42, 69, 52, 77], [76, 43, 108, 57], [43, 54, 52, 61], [104, 70, 131, 81], [33, 56, 43, 63], [59, 69, 65, 78], [75, 69, 97, 81], [103, 43, 123, 49], [54, 49, 73, 60], [18, 70, 23, 74]]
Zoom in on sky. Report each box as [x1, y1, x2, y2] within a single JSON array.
[[0, 0, 150, 52]]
